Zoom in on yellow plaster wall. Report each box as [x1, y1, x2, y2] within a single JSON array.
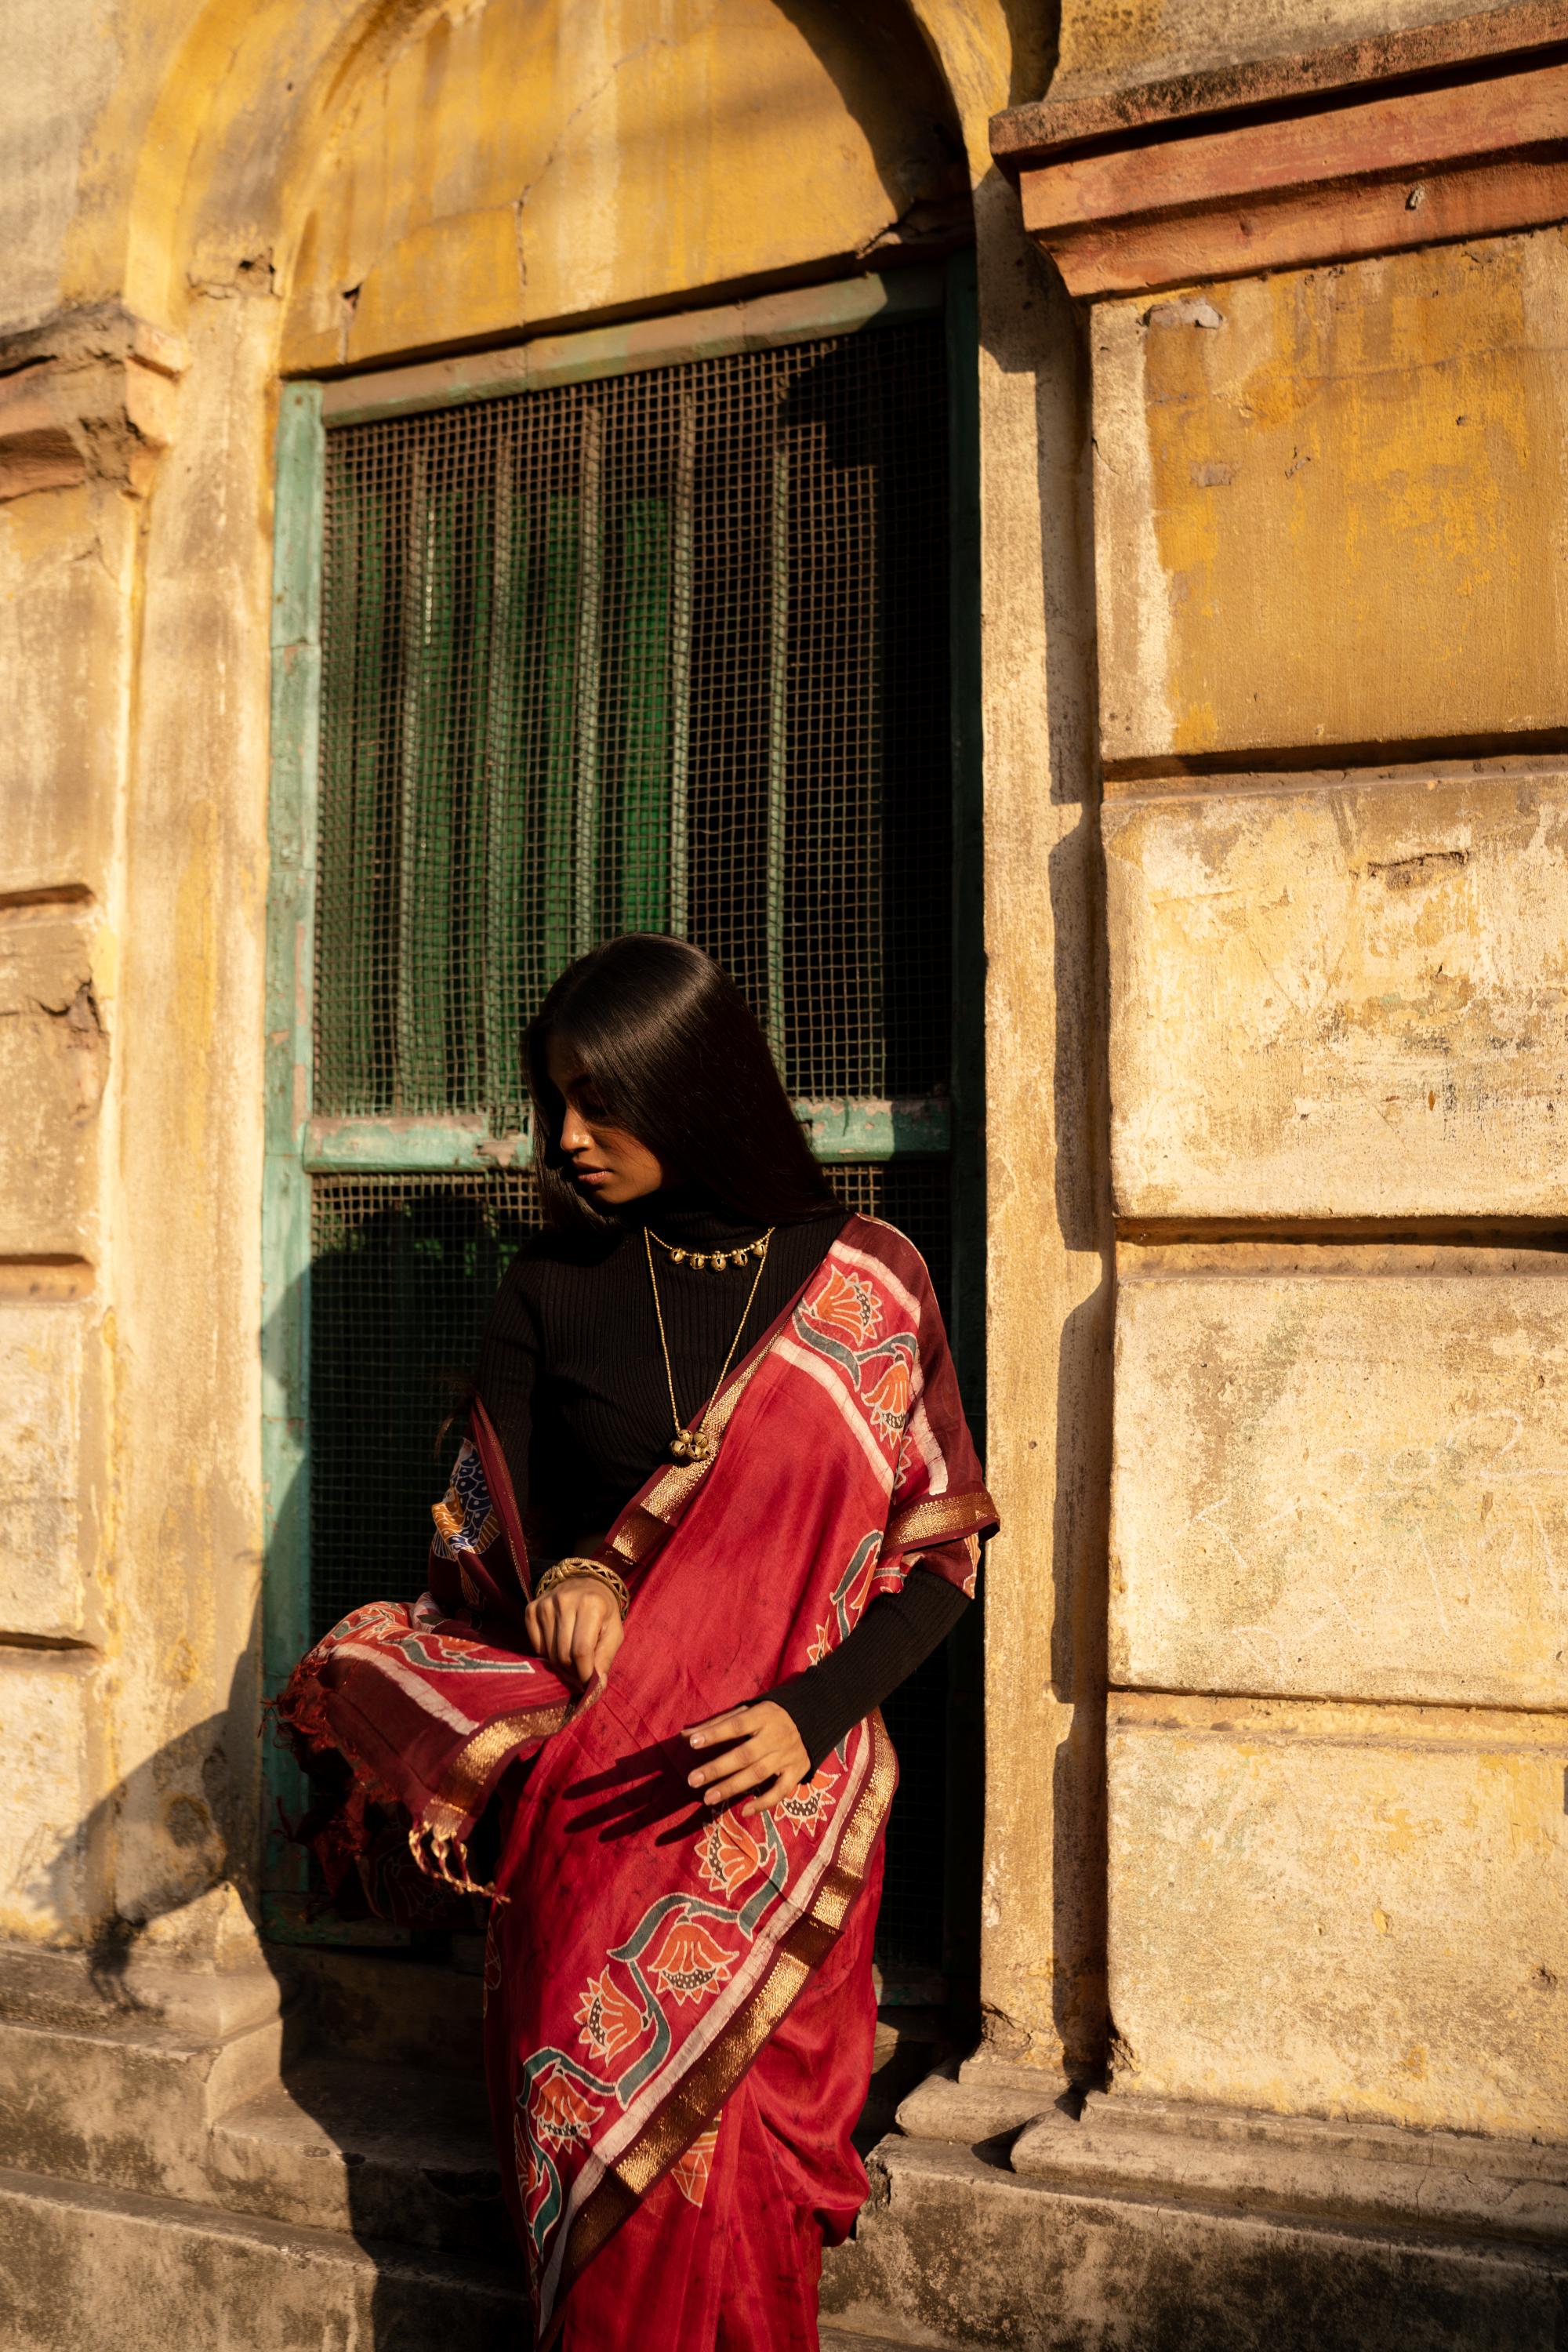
[[281, 0, 968, 372], [1094, 230, 1568, 765]]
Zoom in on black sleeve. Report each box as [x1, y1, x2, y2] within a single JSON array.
[[474, 1261, 541, 1523], [764, 1557, 971, 1777]]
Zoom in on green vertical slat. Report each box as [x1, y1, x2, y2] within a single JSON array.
[[313, 478, 356, 1111], [943, 251, 985, 1428], [394, 448, 429, 1102], [764, 421, 790, 1073], [349, 480, 390, 1108], [395, 449, 459, 1109], [668, 397, 696, 938], [263, 383, 325, 1896], [573, 405, 604, 958], [460, 457, 495, 1112], [865, 348, 889, 1099], [315, 459, 390, 1112], [483, 433, 531, 1130], [541, 489, 580, 989], [619, 495, 671, 931]]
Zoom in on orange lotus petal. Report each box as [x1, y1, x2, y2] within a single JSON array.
[[532, 2061, 603, 2148], [670, 2118, 722, 2206], [575, 1969, 648, 2064], [804, 1265, 882, 1348], [646, 1913, 736, 2005], [695, 1809, 765, 1899]]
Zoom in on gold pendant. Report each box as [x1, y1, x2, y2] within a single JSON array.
[[670, 1426, 717, 1464]]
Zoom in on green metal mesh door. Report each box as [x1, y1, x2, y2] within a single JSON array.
[[307, 316, 956, 1976]]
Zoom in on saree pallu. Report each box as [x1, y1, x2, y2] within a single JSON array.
[[278, 1215, 995, 2348]]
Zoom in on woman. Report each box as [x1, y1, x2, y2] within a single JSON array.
[[279, 936, 995, 2350]]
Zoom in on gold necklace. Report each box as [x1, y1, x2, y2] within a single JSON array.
[[644, 1225, 772, 1462], [646, 1227, 771, 1274]]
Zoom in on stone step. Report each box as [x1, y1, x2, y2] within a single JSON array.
[[274, 1940, 488, 2078], [1, 1987, 307, 2207], [0, 2162, 525, 2352], [820, 2331, 957, 2350], [208, 2054, 508, 2254], [0, 2158, 948, 2352], [821, 2132, 1568, 2352]]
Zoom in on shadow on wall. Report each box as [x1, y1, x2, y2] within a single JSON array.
[[32, 1576, 521, 2344], [29, 1617, 264, 2010]]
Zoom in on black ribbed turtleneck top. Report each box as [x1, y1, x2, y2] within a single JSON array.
[[473, 1189, 971, 1772]]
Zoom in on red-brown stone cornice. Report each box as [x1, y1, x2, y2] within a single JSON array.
[[991, 2, 1568, 296]]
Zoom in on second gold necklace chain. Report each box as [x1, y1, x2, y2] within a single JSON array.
[[644, 1225, 773, 1464]]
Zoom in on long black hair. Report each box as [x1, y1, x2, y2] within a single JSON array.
[[526, 935, 839, 1232]]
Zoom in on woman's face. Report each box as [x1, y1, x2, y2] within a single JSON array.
[[546, 1036, 666, 1206]]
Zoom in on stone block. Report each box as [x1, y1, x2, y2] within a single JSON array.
[[0, 1651, 96, 1940], [280, 1945, 486, 2078], [1105, 1694, 1568, 2139], [1104, 769, 1568, 1218], [1093, 230, 1568, 765], [1112, 1264, 1568, 1708], [0, 2166, 524, 2352], [0, 1298, 89, 1638], [1010, 2088, 1568, 2247], [1050, 0, 1478, 111], [0, 906, 107, 1258], [0, 485, 135, 897]]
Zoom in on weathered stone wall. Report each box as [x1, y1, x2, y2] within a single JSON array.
[[1089, 210, 1568, 2136]]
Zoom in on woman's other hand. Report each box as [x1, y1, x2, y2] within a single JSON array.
[[524, 1576, 623, 1690], [683, 1701, 810, 1817]]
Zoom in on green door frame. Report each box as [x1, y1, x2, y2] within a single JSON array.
[[260, 260, 985, 1964]]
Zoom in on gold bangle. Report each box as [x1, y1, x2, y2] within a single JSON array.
[[533, 1557, 631, 1620]]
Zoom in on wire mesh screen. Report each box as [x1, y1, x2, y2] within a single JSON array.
[[315, 322, 952, 1117], [308, 1172, 541, 1641], [307, 1160, 952, 1969]]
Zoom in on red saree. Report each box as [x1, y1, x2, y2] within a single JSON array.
[[278, 1216, 994, 2348]]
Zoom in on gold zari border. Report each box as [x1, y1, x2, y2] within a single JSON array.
[[420, 1702, 570, 1842], [638, 1349, 766, 1522], [608, 1505, 670, 1570], [884, 1483, 996, 1555]]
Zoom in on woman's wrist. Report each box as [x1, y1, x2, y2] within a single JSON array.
[[533, 1556, 630, 1618]]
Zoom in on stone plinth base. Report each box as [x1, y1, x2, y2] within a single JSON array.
[[821, 2062, 1568, 2351]]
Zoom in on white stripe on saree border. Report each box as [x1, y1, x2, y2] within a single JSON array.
[[773, 1337, 897, 1490], [336, 1641, 481, 1736], [832, 1233, 924, 1335]]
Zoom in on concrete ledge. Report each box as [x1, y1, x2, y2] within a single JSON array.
[[822, 2134, 1568, 2351], [1012, 2091, 1568, 2249], [0, 1940, 292, 2041], [0, 2164, 524, 2352]]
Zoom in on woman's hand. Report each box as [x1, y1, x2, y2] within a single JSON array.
[[524, 1576, 623, 1690], [684, 1700, 810, 1818]]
